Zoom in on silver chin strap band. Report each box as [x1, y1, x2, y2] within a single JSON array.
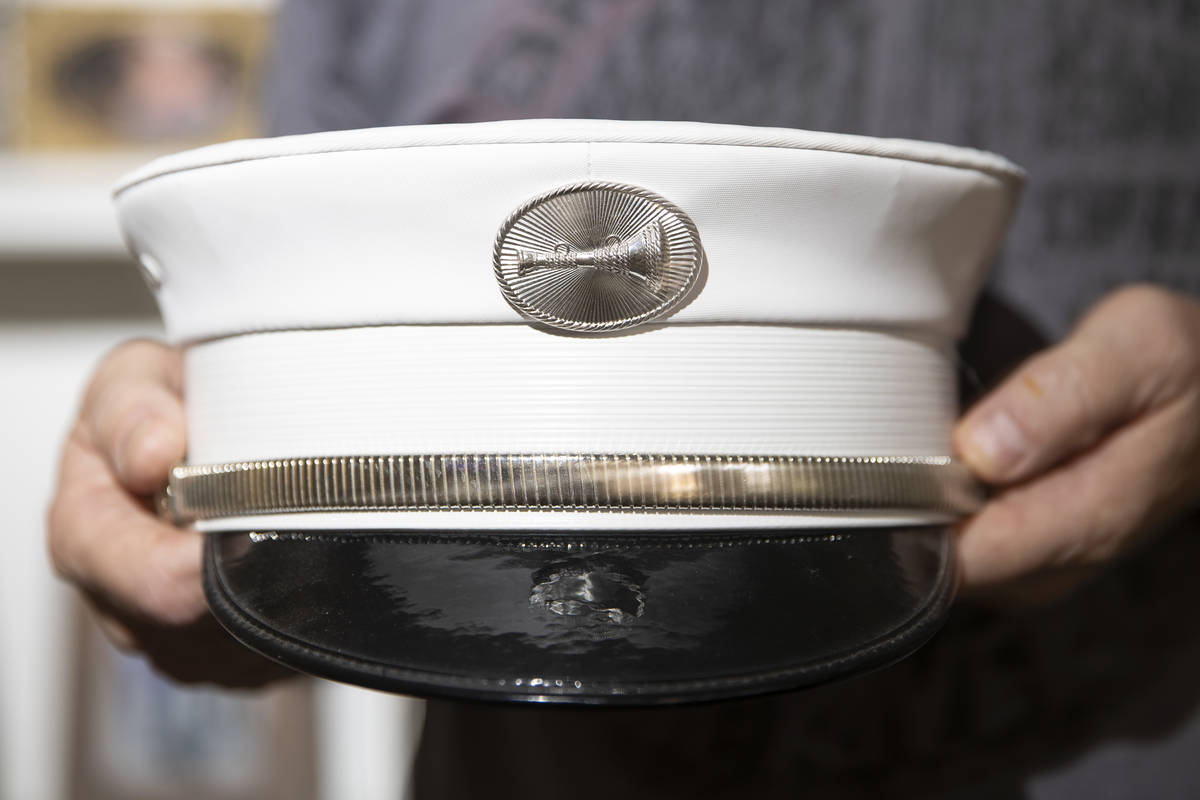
[[165, 453, 982, 524]]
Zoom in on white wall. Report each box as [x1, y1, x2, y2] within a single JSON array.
[[0, 310, 161, 800]]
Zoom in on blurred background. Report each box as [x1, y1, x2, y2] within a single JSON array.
[[4, 0, 1195, 798], [0, 1, 423, 797]]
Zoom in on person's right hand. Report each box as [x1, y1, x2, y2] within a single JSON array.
[[47, 339, 292, 687]]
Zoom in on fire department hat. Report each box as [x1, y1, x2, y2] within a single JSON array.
[[113, 119, 1023, 705]]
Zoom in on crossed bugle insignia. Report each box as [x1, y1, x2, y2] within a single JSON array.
[[493, 182, 703, 333]]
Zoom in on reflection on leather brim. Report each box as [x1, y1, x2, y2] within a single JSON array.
[[203, 526, 957, 706]]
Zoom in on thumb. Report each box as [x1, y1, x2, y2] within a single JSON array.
[[955, 286, 1200, 485], [82, 339, 185, 494]]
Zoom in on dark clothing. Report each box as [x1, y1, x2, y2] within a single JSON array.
[[268, 1, 1200, 796]]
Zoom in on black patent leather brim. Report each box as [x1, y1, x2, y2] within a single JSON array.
[[203, 526, 957, 706]]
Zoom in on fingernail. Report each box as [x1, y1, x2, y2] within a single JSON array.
[[963, 409, 1028, 478]]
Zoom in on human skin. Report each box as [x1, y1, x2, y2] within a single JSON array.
[[47, 284, 1200, 685]]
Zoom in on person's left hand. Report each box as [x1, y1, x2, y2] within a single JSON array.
[[954, 285, 1200, 606]]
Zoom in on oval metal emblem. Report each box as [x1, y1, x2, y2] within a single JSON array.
[[493, 182, 704, 332]]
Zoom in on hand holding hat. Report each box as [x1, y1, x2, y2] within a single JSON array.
[[956, 285, 1200, 606], [47, 285, 1200, 686], [47, 339, 291, 686], [44, 121, 1200, 696]]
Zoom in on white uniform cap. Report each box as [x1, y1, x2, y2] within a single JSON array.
[[115, 120, 1023, 704]]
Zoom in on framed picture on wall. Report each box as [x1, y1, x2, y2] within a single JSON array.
[[8, 3, 270, 150], [67, 605, 316, 800]]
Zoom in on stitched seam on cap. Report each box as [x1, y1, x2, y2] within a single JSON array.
[[113, 127, 1024, 196]]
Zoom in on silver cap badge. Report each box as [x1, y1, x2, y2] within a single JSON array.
[[493, 182, 704, 332]]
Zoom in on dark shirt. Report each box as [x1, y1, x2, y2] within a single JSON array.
[[268, 2, 1200, 797]]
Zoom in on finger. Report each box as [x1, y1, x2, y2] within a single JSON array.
[[81, 339, 185, 495], [956, 388, 1200, 599], [49, 431, 205, 625], [84, 587, 296, 688], [960, 565, 1096, 610], [125, 614, 298, 688], [955, 286, 1200, 485], [85, 601, 139, 652]]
